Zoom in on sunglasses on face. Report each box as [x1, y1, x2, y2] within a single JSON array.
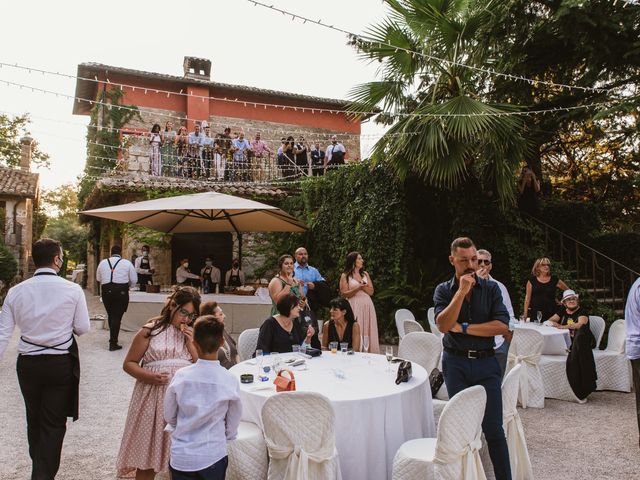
[[177, 307, 197, 320], [478, 259, 492, 265]]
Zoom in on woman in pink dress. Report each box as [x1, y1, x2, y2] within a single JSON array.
[[116, 287, 201, 479], [340, 251, 379, 353]]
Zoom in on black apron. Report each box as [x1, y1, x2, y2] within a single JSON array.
[[228, 269, 242, 287], [22, 271, 80, 420], [102, 257, 130, 312], [138, 256, 153, 290], [202, 266, 218, 294]]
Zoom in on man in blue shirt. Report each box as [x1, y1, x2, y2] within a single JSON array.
[[433, 237, 511, 480], [293, 247, 324, 298]]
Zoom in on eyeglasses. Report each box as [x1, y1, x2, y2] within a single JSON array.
[[564, 297, 578, 302], [177, 307, 197, 320], [478, 259, 492, 265]]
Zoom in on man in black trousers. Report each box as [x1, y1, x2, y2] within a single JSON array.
[[96, 245, 137, 351], [0, 238, 91, 480]]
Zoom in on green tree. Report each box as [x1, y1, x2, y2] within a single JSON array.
[[348, 0, 528, 205], [0, 114, 50, 168], [0, 241, 18, 300], [42, 184, 88, 264]]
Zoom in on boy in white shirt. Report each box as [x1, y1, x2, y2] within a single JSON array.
[[164, 316, 242, 479]]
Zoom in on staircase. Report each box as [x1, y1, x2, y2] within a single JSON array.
[[526, 215, 639, 318]]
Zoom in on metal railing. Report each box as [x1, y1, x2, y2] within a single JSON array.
[[526, 213, 639, 314]]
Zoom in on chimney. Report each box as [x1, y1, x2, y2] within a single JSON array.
[[183, 57, 211, 81], [20, 136, 34, 172]]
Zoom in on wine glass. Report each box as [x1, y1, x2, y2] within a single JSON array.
[[385, 346, 394, 372], [362, 335, 370, 353], [536, 311, 543, 325]]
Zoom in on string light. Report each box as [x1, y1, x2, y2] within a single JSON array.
[[244, 0, 630, 94], [0, 76, 623, 119]]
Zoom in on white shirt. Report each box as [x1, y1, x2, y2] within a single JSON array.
[[164, 359, 242, 471], [176, 266, 200, 284], [96, 255, 137, 285], [134, 255, 154, 275], [625, 277, 640, 360], [0, 268, 90, 358], [488, 275, 515, 349], [325, 142, 346, 161]]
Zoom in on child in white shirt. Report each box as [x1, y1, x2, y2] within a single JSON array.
[[164, 315, 242, 479]]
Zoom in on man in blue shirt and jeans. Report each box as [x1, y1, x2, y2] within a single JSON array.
[[433, 237, 512, 480]]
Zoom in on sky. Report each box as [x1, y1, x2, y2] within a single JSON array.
[[0, 0, 391, 192]]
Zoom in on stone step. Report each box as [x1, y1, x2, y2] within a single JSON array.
[[596, 297, 625, 305]]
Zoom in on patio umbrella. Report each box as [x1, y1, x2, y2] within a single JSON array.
[[81, 191, 306, 259]]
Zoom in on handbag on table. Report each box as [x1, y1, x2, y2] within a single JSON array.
[[429, 367, 444, 396], [395, 360, 413, 385], [274, 369, 296, 392]]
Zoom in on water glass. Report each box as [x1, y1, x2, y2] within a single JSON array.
[[340, 342, 348, 354], [292, 344, 300, 354], [362, 335, 370, 353], [329, 341, 338, 354]]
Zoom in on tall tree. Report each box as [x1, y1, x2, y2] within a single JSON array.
[[348, 0, 529, 205], [0, 114, 50, 168]]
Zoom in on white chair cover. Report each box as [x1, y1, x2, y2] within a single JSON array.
[[227, 421, 268, 480], [595, 319, 632, 392], [403, 319, 425, 335], [395, 308, 416, 339], [261, 392, 341, 480], [427, 307, 442, 339], [506, 329, 545, 408], [238, 328, 260, 361], [539, 352, 586, 404], [398, 332, 442, 373], [392, 385, 488, 480], [589, 315, 606, 349]]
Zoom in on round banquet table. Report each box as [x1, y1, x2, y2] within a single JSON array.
[[514, 322, 571, 355], [230, 352, 436, 480]]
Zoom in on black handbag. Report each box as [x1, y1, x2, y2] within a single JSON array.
[[305, 347, 322, 357], [395, 360, 413, 384], [429, 368, 444, 397]]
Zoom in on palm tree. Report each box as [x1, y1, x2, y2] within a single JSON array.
[[348, 0, 528, 205]]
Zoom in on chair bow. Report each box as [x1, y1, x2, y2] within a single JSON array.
[[266, 438, 335, 480], [504, 411, 534, 479], [508, 352, 541, 409], [434, 430, 487, 480]]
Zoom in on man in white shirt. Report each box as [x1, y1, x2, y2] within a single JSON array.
[[0, 238, 90, 480], [325, 135, 346, 171], [625, 277, 640, 446], [133, 244, 154, 291], [176, 258, 202, 286], [164, 316, 242, 479], [96, 245, 137, 351], [477, 249, 515, 377]]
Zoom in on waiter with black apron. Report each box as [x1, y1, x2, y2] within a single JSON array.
[[97, 245, 137, 351], [0, 238, 90, 480], [134, 244, 154, 291]]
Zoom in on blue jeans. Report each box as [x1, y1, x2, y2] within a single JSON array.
[[494, 340, 510, 379], [442, 351, 512, 480], [170, 456, 228, 480]]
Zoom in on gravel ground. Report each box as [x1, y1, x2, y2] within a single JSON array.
[[1, 292, 638, 479]]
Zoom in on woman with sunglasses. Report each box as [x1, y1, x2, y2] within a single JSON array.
[[522, 257, 569, 322], [117, 287, 201, 480]]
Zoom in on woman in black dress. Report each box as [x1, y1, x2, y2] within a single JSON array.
[[522, 257, 569, 322], [321, 297, 361, 351], [256, 293, 315, 354]]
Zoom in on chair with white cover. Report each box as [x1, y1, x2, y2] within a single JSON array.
[[395, 308, 416, 339], [403, 319, 425, 335], [392, 385, 488, 480], [479, 365, 533, 480], [427, 307, 442, 339], [594, 319, 632, 392], [398, 332, 442, 373], [227, 421, 269, 480], [506, 328, 545, 408], [238, 328, 260, 361], [539, 348, 586, 404], [261, 392, 341, 480], [589, 315, 606, 349]]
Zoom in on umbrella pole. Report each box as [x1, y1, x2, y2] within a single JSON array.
[[238, 233, 243, 264]]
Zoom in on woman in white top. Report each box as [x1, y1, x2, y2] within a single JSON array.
[[149, 123, 163, 176]]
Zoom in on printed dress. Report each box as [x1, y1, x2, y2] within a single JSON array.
[[116, 325, 193, 477]]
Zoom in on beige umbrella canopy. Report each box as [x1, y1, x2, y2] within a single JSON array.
[[81, 191, 306, 233], [81, 191, 306, 259]]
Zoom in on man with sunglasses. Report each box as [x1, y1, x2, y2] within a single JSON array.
[[476, 249, 516, 377]]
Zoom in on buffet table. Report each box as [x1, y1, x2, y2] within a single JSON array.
[[118, 291, 271, 334], [230, 352, 436, 480]]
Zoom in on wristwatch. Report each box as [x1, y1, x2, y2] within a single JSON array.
[[462, 322, 469, 335]]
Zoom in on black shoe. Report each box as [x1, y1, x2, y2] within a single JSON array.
[[109, 344, 123, 351]]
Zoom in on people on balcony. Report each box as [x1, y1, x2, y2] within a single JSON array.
[[216, 127, 232, 181], [174, 126, 189, 177], [162, 122, 177, 176], [149, 124, 163, 176], [231, 132, 251, 182]]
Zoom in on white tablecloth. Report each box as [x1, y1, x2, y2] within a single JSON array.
[[514, 323, 571, 355], [230, 352, 436, 480]]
